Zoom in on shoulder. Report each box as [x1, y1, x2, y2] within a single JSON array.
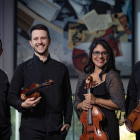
[[0, 69, 8, 80], [78, 72, 90, 83], [79, 72, 88, 79], [128, 61, 140, 79], [106, 70, 120, 81], [21, 58, 33, 66], [105, 71, 123, 88], [76, 72, 87, 89], [16, 58, 33, 69], [0, 69, 9, 86], [50, 58, 68, 70], [132, 61, 140, 72]]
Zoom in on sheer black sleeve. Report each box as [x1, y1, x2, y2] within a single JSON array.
[[73, 72, 88, 119], [106, 71, 125, 112]]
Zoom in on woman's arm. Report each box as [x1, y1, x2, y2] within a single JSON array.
[[84, 71, 125, 111], [76, 100, 92, 112], [84, 93, 120, 110], [73, 72, 87, 118], [96, 98, 120, 110]]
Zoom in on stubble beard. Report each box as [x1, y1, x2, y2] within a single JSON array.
[[34, 45, 48, 56]]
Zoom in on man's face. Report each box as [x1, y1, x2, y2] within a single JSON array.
[[72, 0, 92, 5], [29, 30, 51, 56]]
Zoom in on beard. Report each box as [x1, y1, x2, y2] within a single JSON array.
[[34, 44, 48, 55]]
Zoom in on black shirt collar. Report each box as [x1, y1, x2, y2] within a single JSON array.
[[33, 53, 51, 64]]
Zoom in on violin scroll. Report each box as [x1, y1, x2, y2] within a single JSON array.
[[44, 79, 54, 87], [84, 76, 98, 89]]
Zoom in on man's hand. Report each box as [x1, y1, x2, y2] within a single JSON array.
[[21, 97, 41, 108], [61, 124, 70, 132], [123, 119, 135, 133]]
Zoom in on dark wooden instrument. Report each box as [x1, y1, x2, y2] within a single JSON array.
[[20, 79, 54, 101], [79, 76, 109, 140], [125, 100, 140, 133]]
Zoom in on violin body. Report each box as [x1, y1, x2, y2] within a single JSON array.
[[79, 76, 109, 140], [20, 83, 40, 102], [80, 106, 109, 140], [125, 100, 140, 133], [20, 80, 54, 102]]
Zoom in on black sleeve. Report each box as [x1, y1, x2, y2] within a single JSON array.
[[106, 71, 125, 112], [7, 64, 24, 112], [125, 62, 140, 116], [0, 70, 11, 126], [62, 66, 73, 125], [73, 73, 86, 119]]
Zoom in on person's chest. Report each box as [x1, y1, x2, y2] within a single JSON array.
[[23, 62, 64, 91]]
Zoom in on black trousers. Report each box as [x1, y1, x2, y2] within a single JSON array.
[[19, 124, 67, 140], [0, 124, 11, 140], [136, 132, 140, 140]]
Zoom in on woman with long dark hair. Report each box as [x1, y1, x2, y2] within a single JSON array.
[[73, 39, 125, 140]]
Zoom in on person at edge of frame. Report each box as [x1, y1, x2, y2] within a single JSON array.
[[0, 39, 11, 140], [125, 60, 140, 140], [73, 39, 125, 140], [7, 24, 73, 140]]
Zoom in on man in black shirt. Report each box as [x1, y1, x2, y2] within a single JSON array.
[[125, 62, 140, 139], [8, 24, 73, 140], [0, 39, 11, 140]]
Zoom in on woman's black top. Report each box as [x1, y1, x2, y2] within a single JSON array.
[[73, 71, 125, 140]]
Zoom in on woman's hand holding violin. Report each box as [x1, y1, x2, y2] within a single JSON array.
[[84, 93, 97, 105], [81, 100, 92, 111], [76, 93, 98, 112]]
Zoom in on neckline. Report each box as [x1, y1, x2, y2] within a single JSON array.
[[94, 80, 105, 88]]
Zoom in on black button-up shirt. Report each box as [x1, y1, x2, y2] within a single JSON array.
[[126, 61, 140, 116], [0, 69, 11, 139], [8, 54, 73, 132]]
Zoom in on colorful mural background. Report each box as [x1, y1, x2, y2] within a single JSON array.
[[17, 0, 133, 77]]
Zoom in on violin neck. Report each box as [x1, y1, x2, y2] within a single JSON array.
[[87, 88, 90, 94], [88, 109, 93, 125], [87, 87, 93, 125], [25, 83, 44, 97]]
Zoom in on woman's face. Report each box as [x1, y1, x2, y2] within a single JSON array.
[[92, 44, 108, 69]]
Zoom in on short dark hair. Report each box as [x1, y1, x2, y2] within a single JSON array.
[[29, 24, 50, 40], [84, 39, 120, 80]]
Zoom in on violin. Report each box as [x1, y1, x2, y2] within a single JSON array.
[[79, 76, 109, 140], [125, 99, 140, 133], [20, 79, 54, 101]]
